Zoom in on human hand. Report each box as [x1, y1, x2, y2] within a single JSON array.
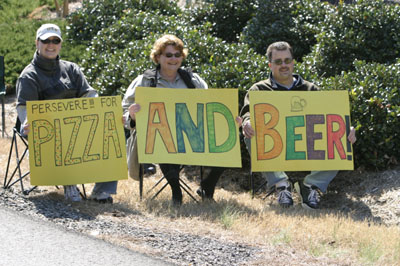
[[235, 116, 243, 127], [128, 103, 141, 120], [242, 119, 254, 138], [348, 126, 356, 144], [22, 122, 31, 135]]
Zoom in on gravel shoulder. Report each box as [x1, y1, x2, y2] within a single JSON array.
[[1, 93, 399, 265], [0, 205, 172, 266]]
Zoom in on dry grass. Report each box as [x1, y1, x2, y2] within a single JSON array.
[[105, 173, 400, 265], [1, 100, 400, 265]]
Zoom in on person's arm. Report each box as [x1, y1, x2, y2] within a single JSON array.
[[122, 75, 144, 129], [192, 73, 208, 89], [240, 83, 260, 138], [16, 76, 40, 135]]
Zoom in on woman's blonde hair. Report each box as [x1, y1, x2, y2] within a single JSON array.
[[150, 34, 188, 64]]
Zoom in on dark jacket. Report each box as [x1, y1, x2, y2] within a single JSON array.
[[16, 52, 95, 107], [240, 73, 319, 123]]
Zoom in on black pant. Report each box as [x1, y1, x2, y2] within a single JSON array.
[[200, 167, 226, 198], [160, 164, 226, 201], [159, 164, 182, 203]]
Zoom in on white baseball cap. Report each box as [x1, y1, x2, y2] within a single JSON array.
[[36, 24, 63, 41]]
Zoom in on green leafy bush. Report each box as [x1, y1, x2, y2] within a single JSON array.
[[241, 0, 330, 59], [187, 0, 257, 42], [0, 0, 53, 22], [80, 10, 205, 95], [66, 0, 181, 42], [304, 0, 400, 77], [80, 8, 269, 101], [0, 20, 40, 89], [317, 60, 400, 169]]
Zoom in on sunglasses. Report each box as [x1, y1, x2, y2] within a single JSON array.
[[164, 52, 182, 58], [271, 58, 293, 65], [40, 38, 61, 45]]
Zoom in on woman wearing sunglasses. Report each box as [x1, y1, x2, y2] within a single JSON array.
[[122, 34, 227, 206], [16, 24, 118, 203]]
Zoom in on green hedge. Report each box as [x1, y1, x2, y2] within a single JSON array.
[[2, 0, 399, 170], [66, 0, 181, 42], [188, 0, 257, 42], [0, 20, 39, 89], [0, 0, 53, 23], [315, 59, 400, 169], [240, 0, 330, 60], [80, 8, 269, 101], [304, 0, 400, 77]]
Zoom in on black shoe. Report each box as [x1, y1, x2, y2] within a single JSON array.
[[93, 197, 113, 204], [196, 187, 204, 197], [276, 185, 293, 208], [196, 187, 215, 201], [90, 191, 113, 204], [144, 164, 156, 175], [294, 181, 319, 210]]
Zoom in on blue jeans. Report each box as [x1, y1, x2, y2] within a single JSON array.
[[244, 137, 337, 193]]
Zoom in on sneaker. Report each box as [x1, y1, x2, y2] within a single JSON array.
[[295, 181, 319, 210], [143, 163, 156, 175], [196, 187, 215, 202], [64, 185, 81, 202], [276, 185, 293, 208], [90, 191, 113, 204]]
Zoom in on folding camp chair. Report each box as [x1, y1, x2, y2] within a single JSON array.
[[139, 164, 203, 202], [250, 171, 275, 199], [3, 118, 36, 195], [3, 118, 87, 198], [250, 171, 297, 200]]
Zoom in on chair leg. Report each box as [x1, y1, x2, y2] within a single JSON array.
[[147, 176, 165, 195], [4, 132, 35, 194], [139, 164, 143, 201], [80, 184, 87, 199], [3, 132, 16, 188], [23, 186, 37, 195], [150, 182, 169, 200], [179, 182, 198, 203], [251, 171, 269, 198], [144, 165, 200, 203]]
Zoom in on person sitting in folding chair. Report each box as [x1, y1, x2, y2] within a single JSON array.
[[122, 34, 234, 206], [16, 23, 118, 203]]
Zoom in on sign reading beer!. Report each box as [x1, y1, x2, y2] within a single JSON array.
[[249, 91, 354, 171], [135, 87, 242, 168], [27, 96, 128, 186]]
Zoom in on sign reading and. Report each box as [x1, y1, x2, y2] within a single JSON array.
[[135, 87, 241, 168]]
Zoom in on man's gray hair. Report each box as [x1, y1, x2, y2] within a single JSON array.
[[266, 41, 293, 62]]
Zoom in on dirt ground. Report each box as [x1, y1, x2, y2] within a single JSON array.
[[1, 93, 399, 227]]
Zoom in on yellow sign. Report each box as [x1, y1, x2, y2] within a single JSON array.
[[135, 87, 241, 167], [249, 91, 354, 171], [27, 96, 128, 186]]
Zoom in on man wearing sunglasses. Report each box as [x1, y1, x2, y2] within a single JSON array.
[[16, 24, 118, 203], [240, 41, 356, 210]]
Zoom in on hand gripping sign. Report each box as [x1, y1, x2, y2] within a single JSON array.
[[135, 87, 242, 168], [249, 90, 354, 172], [27, 96, 128, 186]]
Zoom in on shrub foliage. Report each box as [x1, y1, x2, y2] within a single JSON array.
[[317, 60, 400, 169], [2, 0, 399, 169]]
